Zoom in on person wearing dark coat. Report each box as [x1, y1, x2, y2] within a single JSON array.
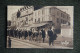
[[35, 31, 39, 41], [32, 32, 36, 41], [24, 31, 28, 40], [21, 30, 24, 38], [38, 31, 42, 43], [48, 28, 57, 46], [29, 30, 32, 41], [13, 30, 15, 37], [18, 30, 21, 39], [41, 29, 45, 43], [14, 30, 17, 38], [8, 30, 10, 36], [12, 29, 14, 37], [20, 30, 23, 38], [8, 37, 11, 48], [10, 29, 13, 37], [16, 30, 18, 38], [7, 30, 10, 36]]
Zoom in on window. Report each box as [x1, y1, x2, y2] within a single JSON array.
[[62, 20, 66, 24], [52, 15, 55, 17], [57, 18, 59, 23], [64, 21, 66, 24], [49, 8, 51, 13], [63, 14, 65, 18], [49, 7, 53, 13], [35, 19, 36, 22], [38, 11, 40, 16], [35, 13, 36, 17], [57, 12, 59, 16], [63, 20, 64, 24], [42, 18, 43, 21], [42, 9, 45, 15], [38, 18, 40, 23], [61, 19, 63, 23], [62, 20, 63, 23], [61, 13, 63, 17]]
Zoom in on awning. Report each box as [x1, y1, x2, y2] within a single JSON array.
[[17, 27, 31, 31], [7, 26, 16, 29], [16, 22, 49, 30], [29, 22, 48, 28]]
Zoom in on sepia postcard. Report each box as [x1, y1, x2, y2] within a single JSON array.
[[7, 6, 73, 49]]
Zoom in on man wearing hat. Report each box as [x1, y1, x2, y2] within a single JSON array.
[[48, 27, 57, 46]]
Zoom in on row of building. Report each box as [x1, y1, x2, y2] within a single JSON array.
[[10, 6, 70, 33]]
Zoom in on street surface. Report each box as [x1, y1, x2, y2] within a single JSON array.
[[7, 36, 73, 49]]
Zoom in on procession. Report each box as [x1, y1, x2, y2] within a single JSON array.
[[7, 6, 73, 49], [7, 27, 57, 48]]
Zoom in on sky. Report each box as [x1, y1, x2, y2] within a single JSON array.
[[7, 6, 73, 27], [7, 6, 23, 20]]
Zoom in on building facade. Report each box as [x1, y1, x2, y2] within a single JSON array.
[[33, 6, 70, 33], [11, 6, 34, 30], [61, 24, 73, 38], [11, 6, 70, 33]]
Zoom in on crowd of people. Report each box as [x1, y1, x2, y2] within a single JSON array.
[[7, 27, 57, 48]]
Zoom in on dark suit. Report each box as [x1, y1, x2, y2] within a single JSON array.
[[29, 31, 32, 41], [18, 31, 21, 39], [48, 29, 57, 46], [8, 38, 11, 48], [24, 31, 28, 40], [10, 30, 13, 37], [41, 29, 45, 43]]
